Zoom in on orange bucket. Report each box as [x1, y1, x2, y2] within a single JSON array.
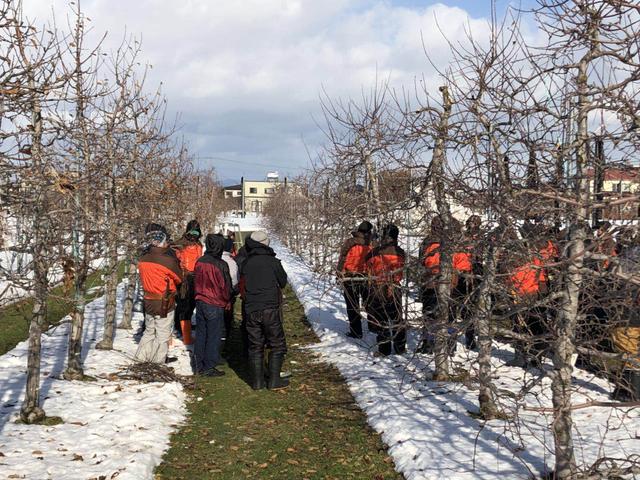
[[181, 320, 193, 345]]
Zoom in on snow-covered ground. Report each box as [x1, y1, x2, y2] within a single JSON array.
[[270, 235, 640, 480], [3, 212, 634, 480], [0, 284, 191, 480]]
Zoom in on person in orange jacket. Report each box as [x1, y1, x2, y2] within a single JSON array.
[[505, 227, 558, 368], [365, 224, 406, 356], [455, 215, 483, 350], [337, 221, 374, 338], [418, 216, 476, 354], [418, 216, 444, 354], [172, 220, 203, 340], [135, 225, 183, 364]]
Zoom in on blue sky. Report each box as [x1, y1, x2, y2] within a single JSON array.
[[394, 0, 537, 17]]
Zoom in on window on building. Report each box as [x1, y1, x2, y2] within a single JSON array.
[[249, 187, 257, 194], [264, 188, 274, 194]]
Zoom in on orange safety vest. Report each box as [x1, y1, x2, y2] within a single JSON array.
[[367, 252, 405, 284], [423, 243, 472, 273], [510, 241, 556, 296], [452, 252, 473, 273], [423, 243, 441, 274], [343, 244, 373, 274], [176, 243, 203, 273]]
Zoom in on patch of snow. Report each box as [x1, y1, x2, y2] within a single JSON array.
[[272, 236, 640, 480], [0, 283, 189, 480]]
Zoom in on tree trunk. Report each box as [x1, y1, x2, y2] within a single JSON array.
[[118, 259, 137, 329], [21, 271, 48, 424], [552, 225, 584, 479], [432, 85, 453, 381], [64, 261, 88, 380], [21, 88, 48, 424], [97, 240, 119, 350], [476, 243, 500, 418], [551, 53, 591, 480]]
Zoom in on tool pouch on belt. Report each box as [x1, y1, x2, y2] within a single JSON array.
[[160, 278, 175, 318]]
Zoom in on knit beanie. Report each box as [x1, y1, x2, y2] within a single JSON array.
[[146, 230, 167, 247], [250, 231, 270, 246], [383, 224, 399, 241]]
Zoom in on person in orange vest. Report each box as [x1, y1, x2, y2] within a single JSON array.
[[505, 228, 558, 368], [417, 217, 443, 354], [418, 216, 474, 354], [365, 224, 405, 355], [172, 220, 203, 341], [455, 215, 482, 350], [337, 221, 374, 339]]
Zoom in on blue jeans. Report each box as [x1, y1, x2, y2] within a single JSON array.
[[194, 301, 225, 373]]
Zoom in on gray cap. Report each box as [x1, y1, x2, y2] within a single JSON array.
[[250, 230, 270, 246]]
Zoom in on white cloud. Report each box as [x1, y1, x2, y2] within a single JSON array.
[[23, 0, 492, 180]]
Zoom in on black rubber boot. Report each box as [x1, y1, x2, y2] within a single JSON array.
[[267, 352, 290, 390], [630, 370, 640, 401], [249, 355, 266, 390], [613, 370, 640, 402]]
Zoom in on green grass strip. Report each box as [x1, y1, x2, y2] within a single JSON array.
[[156, 286, 402, 480], [0, 262, 126, 356]]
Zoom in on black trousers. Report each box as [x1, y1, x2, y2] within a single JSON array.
[[174, 274, 196, 335], [421, 286, 460, 352], [246, 307, 287, 356], [224, 296, 236, 338], [368, 288, 405, 355], [420, 288, 438, 345], [513, 305, 548, 361], [452, 279, 475, 347], [343, 279, 367, 336]]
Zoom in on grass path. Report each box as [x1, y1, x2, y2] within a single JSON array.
[[156, 286, 402, 480]]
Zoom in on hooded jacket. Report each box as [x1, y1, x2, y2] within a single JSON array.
[[240, 237, 288, 314], [194, 234, 232, 308]]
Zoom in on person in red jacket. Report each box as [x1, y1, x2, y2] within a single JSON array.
[[172, 220, 203, 340], [135, 225, 183, 364], [194, 234, 232, 377], [337, 221, 374, 338], [365, 224, 406, 356]]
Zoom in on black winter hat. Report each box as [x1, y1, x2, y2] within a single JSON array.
[[223, 238, 234, 252], [357, 221, 373, 234], [383, 224, 399, 241], [185, 219, 201, 237]]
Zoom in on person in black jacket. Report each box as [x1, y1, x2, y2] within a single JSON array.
[[240, 231, 289, 390], [235, 240, 251, 357]]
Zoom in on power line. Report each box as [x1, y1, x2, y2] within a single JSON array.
[[197, 155, 309, 171]]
